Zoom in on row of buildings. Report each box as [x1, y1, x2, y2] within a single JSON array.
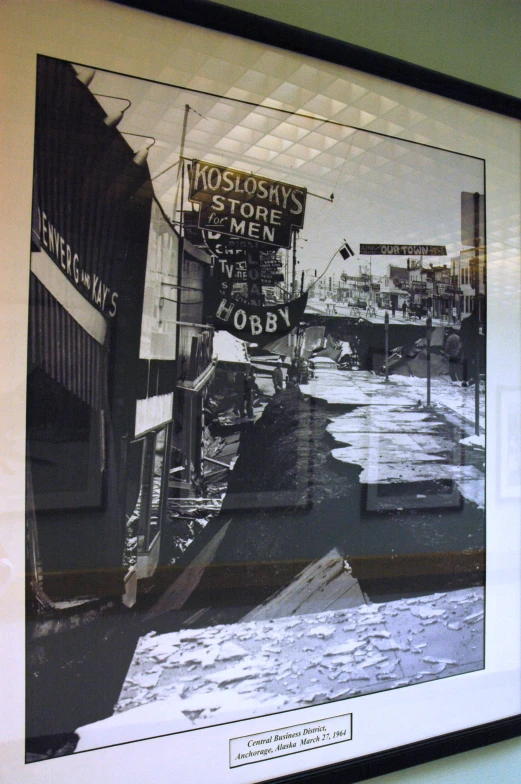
[[308, 252, 484, 320]]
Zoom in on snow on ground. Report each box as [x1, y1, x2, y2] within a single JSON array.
[[397, 375, 485, 433], [327, 405, 483, 504], [302, 370, 485, 431], [301, 370, 415, 407], [75, 588, 483, 752], [460, 434, 485, 449], [301, 371, 484, 508]]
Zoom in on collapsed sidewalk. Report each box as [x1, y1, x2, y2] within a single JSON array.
[[302, 369, 485, 509], [74, 586, 483, 752]]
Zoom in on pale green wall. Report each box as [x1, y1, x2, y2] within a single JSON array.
[[212, 0, 521, 781], [213, 0, 521, 99]]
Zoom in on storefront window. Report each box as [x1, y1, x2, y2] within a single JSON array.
[[137, 426, 167, 553], [27, 367, 104, 510]]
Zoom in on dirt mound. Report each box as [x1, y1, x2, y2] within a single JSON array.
[[223, 388, 358, 508]]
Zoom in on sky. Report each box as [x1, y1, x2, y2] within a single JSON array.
[[81, 62, 485, 282]]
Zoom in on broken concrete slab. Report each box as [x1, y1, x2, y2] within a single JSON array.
[[242, 548, 366, 622], [74, 587, 483, 753]]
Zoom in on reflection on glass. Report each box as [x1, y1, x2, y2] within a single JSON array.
[[25, 52, 487, 764]]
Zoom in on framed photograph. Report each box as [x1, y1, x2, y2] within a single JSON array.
[[1, 0, 520, 782]]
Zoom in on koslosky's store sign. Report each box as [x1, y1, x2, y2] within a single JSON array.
[[189, 160, 307, 248]]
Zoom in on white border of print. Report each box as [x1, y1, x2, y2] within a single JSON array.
[[498, 387, 521, 499], [0, 2, 520, 783]]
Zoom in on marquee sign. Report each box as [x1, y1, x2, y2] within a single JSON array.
[[360, 243, 447, 256], [202, 231, 261, 260], [207, 238, 283, 287], [189, 160, 307, 248]]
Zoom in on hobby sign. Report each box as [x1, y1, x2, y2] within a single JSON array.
[[189, 160, 307, 248], [214, 293, 308, 345]]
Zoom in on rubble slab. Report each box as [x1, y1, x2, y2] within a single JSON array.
[[75, 588, 484, 753]]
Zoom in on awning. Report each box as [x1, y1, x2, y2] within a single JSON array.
[[212, 331, 250, 366]]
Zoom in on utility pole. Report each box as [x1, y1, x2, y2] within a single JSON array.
[[426, 315, 433, 407], [292, 230, 297, 298], [384, 310, 389, 383], [284, 248, 289, 299], [178, 103, 190, 237]]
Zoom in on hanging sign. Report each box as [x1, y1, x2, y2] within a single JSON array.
[[214, 293, 308, 345], [211, 254, 283, 292], [203, 231, 261, 259], [245, 250, 264, 306], [189, 160, 307, 248], [262, 271, 285, 285], [203, 232, 282, 271], [360, 244, 447, 256], [204, 229, 285, 301]]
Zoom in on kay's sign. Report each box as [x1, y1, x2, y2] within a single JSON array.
[[189, 160, 306, 248]]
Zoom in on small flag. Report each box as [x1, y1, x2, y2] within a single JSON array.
[[339, 241, 354, 260]]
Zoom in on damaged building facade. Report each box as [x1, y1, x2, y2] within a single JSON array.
[[27, 58, 215, 617], [26, 57, 217, 748]]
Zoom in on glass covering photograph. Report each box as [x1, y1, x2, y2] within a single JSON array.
[[25, 52, 485, 762]]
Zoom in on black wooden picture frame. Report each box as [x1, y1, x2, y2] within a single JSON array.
[[2, 1, 520, 782]]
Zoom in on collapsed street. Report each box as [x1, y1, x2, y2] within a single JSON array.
[[72, 355, 485, 749], [76, 587, 484, 751], [149, 364, 484, 626]]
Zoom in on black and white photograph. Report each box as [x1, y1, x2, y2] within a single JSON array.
[[25, 50, 487, 762]]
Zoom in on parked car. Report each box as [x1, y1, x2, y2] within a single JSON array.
[[408, 303, 428, 318], [309, 356, 338, 372]]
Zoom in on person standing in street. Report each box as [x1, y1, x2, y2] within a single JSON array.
[[402, 300, 407, 319], [460, 310, 479, 386], [273, 359, 284, 394], [244, 368, 256, 418], [444, 328, 463, 381], [233, 370, 245, 415], [452, 305, 458, 324], [286, 359, 300, 389]]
